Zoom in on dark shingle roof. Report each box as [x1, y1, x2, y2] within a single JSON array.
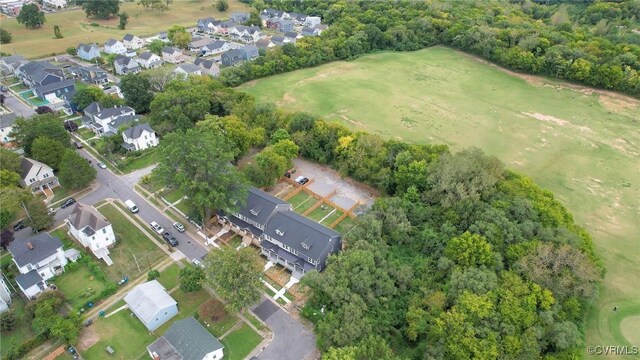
[[77, 43, 98, 53], [96, 105, 135, 120], [263, 211, 340, 262], [123, 33, 136, 41], [284, 31, 298, 39], [194, 58, 216, 70], [104, 39, 119, 46], [83, 101, 101, 114], [123, 123, 154, 139], [235, 187, 289, 228], [68, 203, 110, 236], [33, 79, 75, 95], [15, 270, 43, 290], [8, 233, 63, 268], [138, 52, 156, 60], [162, 46, 180, 55], [176, 63, 200, 74], [163, 317, 224, 359], [0, 113, 17, 128], [114, 56, 139, 68]]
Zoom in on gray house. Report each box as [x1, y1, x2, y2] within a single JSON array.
[[243, 44, 259, 60], [0, 55, 25, 76], [76, 43, 101, 61], [194, 58, 220, 76], [221, 49, 245, 67], [124, 280, 177, 331], [230, 11, 249, 23], [73, 66, 108, 85], [147, 317, 224, 360], [113, 55, 141, 75], [33, 79, 76, 102], [197, 17, 218, 33], [16, 61, 64, 87]]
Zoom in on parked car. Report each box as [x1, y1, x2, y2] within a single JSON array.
[[150, 221, 164, 234], [97, 161, 107, 169], [191, 258, 205, 269], [162, 232, 178, 246], [74, 141, 83, 149], [13, 220, 26, 232], [125, 199, 138, 213], [60, 198, 76, 209], [173, 222, 185, 233], [0, 85, 8, 92], [294, 175, 304, 183], [299, 177, 309, 185]]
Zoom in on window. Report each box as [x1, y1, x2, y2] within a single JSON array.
[[102, 229, 106, 234], [43, 173, 49, 178], [29, 178, 36, 183], [275, 229, 285, 236]]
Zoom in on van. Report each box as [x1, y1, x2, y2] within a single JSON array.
[[125, 199, 139, 213]]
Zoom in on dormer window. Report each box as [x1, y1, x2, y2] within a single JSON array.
[[301, 239, 311, 250], [249, 207, 260, 216], [275, 227, 286, 236]]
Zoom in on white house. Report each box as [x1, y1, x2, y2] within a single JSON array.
[[0, 274, 12, 313], [113, 55, 141, 75], [122, 123, 158, 152], [194, 58, 220, 77], [0, 113, 17, 144], [137, 52, 163, 69], [304, 16, 321, 28], [42, 0, 67, 9], [122, 34, 144, 50], [174, 63, 202, 77], [147, 317, 224, 360], [19, 158, 60, 195], [162, 46, 184, 64], [65, 203, 116, 266], [201, 40, 229, 56], [83, 102, 139, 136], [124, 280, 178, 331], [7, 233, 67, 298], [104, 39, 127, 55]]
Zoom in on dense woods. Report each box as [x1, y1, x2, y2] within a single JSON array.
[[222, 0, 640, 97]]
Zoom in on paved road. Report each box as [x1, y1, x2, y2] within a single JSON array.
[[252, 298, 317, 360], [3, 91, 35, 118]]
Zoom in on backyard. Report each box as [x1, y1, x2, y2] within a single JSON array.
[[0, 0, 251, 59], [0, 300, 33, 359], [287, 192, 319, 214], [155, 263, 180, 291], [53, 263, 110, 309], [220, 324, 263, 360], [241, 45, 640, 350], [81, 309, 155, 360]]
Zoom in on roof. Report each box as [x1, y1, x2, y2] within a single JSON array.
[[33, 79, 75, 95], [68, 203, 110, 236], [263, 211, 340, 262], [236, 187, 289, 227], [176, 63, 201, 74], [77, 43, 98, 53], [284, 31, 298, 38], [147, 337, 181, 360], [104, 39, 120, 46], [15, 270, 43, 290], [203, 40, 227, 51], [223, 49, 244, 59], [0, 55, 25, 65], [162, 46, 180, 55], [95, 105, 135, 120], [20, 157, 51, 179], [255, 38, 271, 49], [114, 56, 139, 68], [0, 113, 17, 128], [123, 123, 154, 139], [124, 280, 176, 324], [7, 233, 63, 268], [138, 52, 159, 60], [18, 61, 61, 77], [123, 33, 137, 41], [83, 101, 101, 114], [109, 114, 139, 129], [194, 58, 217, 70], [163, 317, 224, 359]]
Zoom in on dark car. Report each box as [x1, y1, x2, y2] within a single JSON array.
[[299, 177, 309, 185], [60, 198, 76, 209], [13, 220, 26, 232], [74, 141, 83, 149], [162, 232, 178, 247]]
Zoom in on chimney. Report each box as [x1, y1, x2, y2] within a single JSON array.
[[152, 351, 160, 360], [26, 242, 34, 250]]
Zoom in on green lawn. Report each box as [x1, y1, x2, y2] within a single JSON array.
[[54, 263, 109, 308], [154, 288, 211, 335], [288, 192, 318, 214], [307, 205, 338, 222], [228, 235, 242, 249], [175, 198, 194, 216], [321, 209, 344, 226], [118, 150, 159, 174], [81, 309, 155, 360], [1, 1, 251, 59], [162, 188, 185, 204], [0, 300, 33, 359], [98, 203, 166, 282], [220, 324, 263, 360], [76, 128, 96, 141], [242, 310, 266, 331], [156, 263, 180, 291], [333, 216, 355, 235], [241, 46, 640, 349]]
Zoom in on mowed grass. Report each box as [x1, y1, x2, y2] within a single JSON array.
[[156, 262, 180, 291], [241, 46, 640, 350], [0, 0, 251, 59], [288, 192, 318, 214], [82, 309, 155, 360], [54, 263, 109, 308], [220, 323, 263, 360]]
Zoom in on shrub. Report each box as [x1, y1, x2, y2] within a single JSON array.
[[90, 22, 99, 27], [147, 269, 160, 281], [0, 310, 16, 331], [179, 266, 204, 292]]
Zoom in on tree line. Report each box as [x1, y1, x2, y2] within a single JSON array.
[[220, 0, 640, 98]]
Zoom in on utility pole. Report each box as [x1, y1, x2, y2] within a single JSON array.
[[20, 201, 35, 233]]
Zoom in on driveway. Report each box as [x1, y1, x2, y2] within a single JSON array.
[[3, 91, 35, 118], [252, 298, 317, 360]]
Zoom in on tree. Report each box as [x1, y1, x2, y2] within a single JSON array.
[[31, 137, 67, 170], [25, 198, 54, 231], [0, 310, 16, 331], [147, 39, 165, 55], [79, 0, 119, 19], [16, 4, 45, 29], [118, 12, 129, 30], [58, 150, 96, 189], [167, 25, 186, 42], [147, 66, 178, 91], [216, 0, 229, 12], [35, 106, 53, 114], [66, 47, 77, 56], [0, 148, 21, 173], [171, 31, 190, 49], [50, 313, 82, 344], [204, 247, 262, 312], [445, 232, 494, 268], [149, 79, 212, 131], [0, 28, 11, 44], [179, 266, 205, 292], [0, 187, 30, 230], [244, 12, 263, 28], [119, 73, 154, 112], [53, 25, 63, 39], [0, 170, 20, 187], [0, 229, 15, 250], [154, 126, 247, 225], [72, 85, 104, 110], [11, 114, 70, 156], [251, 139, 299, 187]]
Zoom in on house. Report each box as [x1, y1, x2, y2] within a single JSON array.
[[72, 66, 108, 85], [194, 58, 220, 76], [188, 37, 216, 52], [157, 31, 170, 42], [0, 274, 11, 313], [32, 79, 76, 107], [7, 233, 67, 296], [16, 61, 64, 88], [265, 18, 294, 33], [197, 17, 218, 33], [124, 280, 178, 331], [301, 26, 321, 37], [42, 0, 66, 9], [290, 12, 307, 25], [76, 43, 101, 61], [201, 40, 229, 56], [261, 8, 290, 21], [284, 31, 300, 44], [243, 44, 259, 60], [0, 0, 24, 16], [0, 113, 17, 144], [137, 52, 163, 69], [114, 55, 141, 75], [230, 11, 249, 23], [255, 37, 271, 50], [269, 35, 286, 47], [0, 55, 26, 76], [147, 317, 224, 360], [221, 49, 244, 67], [174, 63, 202, 77], [218, 187, 291, 243], [315, 24, 328, 35], [122, 34, 144, 50], [122, 123, 158, 151], [304, 16, 321, 28], [229, 25, 262, 43], [65, 203, 116, 266], [83, 102, 139, 136], [162, 47, 184, 64], [19, 157, 60, 194], [212, 20, 236, 35], [103, 39, 127, 55], [261, 211, 342, 278]]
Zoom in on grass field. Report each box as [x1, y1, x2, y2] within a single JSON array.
[[288, 192, 318, 214], [82, 309, 155, 360], [220, 323, 263, 360], [0, 0, 251, 59], [156, 262, 180, 291], [54, 263, 109, 308], [241, 46, 640, 351]]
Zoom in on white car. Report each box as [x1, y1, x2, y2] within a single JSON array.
[[192, 258, 205, 269], [173, 222, 185, 233], [149, 221, 164, 234], [97, 162, 107, 169]]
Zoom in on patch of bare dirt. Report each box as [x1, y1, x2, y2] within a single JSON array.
[[521, 112, 593, 134], [77, 326, 100, 351]]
